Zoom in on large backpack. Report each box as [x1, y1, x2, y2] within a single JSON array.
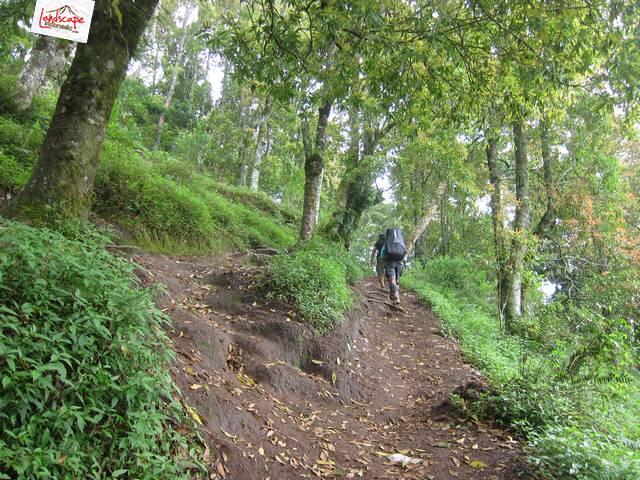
[[384, 228, 407, 261]]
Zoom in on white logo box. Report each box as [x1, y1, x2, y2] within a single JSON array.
[[31, 0, 95, 43]]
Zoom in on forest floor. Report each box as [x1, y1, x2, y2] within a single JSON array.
[[129, 250, 530, 480]]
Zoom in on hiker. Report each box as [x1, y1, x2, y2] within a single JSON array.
[[370, 233, 386, 288], [381, 227, 407, 304]]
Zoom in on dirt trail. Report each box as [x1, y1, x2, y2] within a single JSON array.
[[130, 251, 528, 480]]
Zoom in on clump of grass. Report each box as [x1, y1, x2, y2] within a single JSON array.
[[0, 220, 204, 479], [264, 239, 365, 333]]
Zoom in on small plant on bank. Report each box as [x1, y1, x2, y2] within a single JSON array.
[[264, 239, 365, 333]]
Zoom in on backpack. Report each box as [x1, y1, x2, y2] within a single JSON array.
[[384, 228, 406, 261]]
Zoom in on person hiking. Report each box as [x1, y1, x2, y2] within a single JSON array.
[[380, 227, 407, 304], [370, 233, 386, 288]]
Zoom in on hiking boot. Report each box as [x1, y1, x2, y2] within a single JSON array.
[[391, 293, 400, 304], [378, 275, 385, 288]]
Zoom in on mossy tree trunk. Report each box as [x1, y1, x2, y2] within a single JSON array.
[[405, 181, 446, 258], [9, 0, 159, 222], [299, 99, 332, 242], [327, 112, 393, 248]]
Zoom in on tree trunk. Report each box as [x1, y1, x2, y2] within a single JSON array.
[[16, 36, 70, 112], [439, 190, 450, 256], [153, 3, 191, 150], [406, 181, 447, 258], [486, 130, 509, 328], [534, 114, 556, 239], [250, 96, 273, 191], [299, 99, 332, 242], [505, 118, 530, 329], [8, 0, 159, 222]]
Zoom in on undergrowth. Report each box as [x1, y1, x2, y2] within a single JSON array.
[[404, 256, 640, 480], [93, 142, 297, 254], [0, 220, 205, 479], [264, 239, 366, 333]]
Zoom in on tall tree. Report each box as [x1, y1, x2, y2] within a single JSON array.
[[299, 99, 332, 241], [505, 117, 530, 327], [9, 0, 159, 221], [485, 126, 509, 326], [249, 96, 273, 191], [153, 0, 193, 150]]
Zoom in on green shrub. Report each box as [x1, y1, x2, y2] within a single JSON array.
[[0, 150, 31, 192], [412, 256, 492, 308], [0, 74, 18, 115], [0, 116, 44, 172], [0, 220, 203, 479], [265, 240, 362, 333], [404, 262, 640, 480]]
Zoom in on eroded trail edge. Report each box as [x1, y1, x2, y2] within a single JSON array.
[[133, 252, 527, 480]]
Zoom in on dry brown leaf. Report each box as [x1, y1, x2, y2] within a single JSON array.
[[215, 460, 226, 478]]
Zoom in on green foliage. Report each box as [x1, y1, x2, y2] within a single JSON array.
[[0, 220, 203, 479], [264, 239, 365, 333], [93, 141, 296, 254], [0, 116, 45, 193], [0, 73, 18, 115], [404, 258, 640, 480], [415, 256, 493, 309]]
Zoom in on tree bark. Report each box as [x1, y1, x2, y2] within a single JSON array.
[[486, 130, 509, 328], [505, 118, 530, 329], [153, 3, 191, 150], [16, 36, 71, 112], [8, 0, 159, 222], [534, 114, 556, 239], [406, 181, 447, 258], [299, 99, 332, 242], [249, 96, 273, 191]]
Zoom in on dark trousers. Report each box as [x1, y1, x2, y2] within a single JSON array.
[[384, 260, 404, 296]]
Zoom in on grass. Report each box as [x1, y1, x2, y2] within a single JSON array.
[[403, 257, 640, 480], [92, 141, 296, 254]]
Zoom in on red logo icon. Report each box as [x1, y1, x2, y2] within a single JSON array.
[[38, 4, 85, 32]]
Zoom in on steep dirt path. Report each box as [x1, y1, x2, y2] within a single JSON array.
[[130, 251, 528, 480]]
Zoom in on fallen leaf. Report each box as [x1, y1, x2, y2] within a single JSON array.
[[186, 405, 203, 425], [469, 460, 488, 469], [216, 460, 226, 477]]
